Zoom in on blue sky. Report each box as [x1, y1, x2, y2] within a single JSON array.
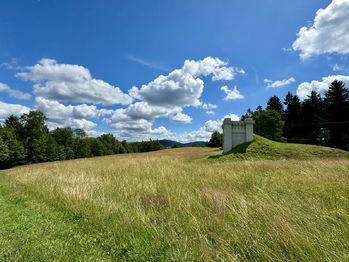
[[1, 0, 349, 141]]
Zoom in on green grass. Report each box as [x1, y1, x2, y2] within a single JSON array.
[[0, 175, 112, 261], [206, 135, 349, 161], [0, 147, 349, 261]]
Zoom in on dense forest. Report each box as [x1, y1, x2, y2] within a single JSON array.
[[208, 80, 349, 151], [0, 111, 164, 169]]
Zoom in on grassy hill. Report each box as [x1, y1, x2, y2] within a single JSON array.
[[206, 135, 349, 161], [1, 146, 349, 261]]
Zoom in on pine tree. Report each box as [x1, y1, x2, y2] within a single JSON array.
[[299, 91, 323, 144], [267, 96, 283, 115], [323, 80, 349, 149], [283, 92, 301, 140]]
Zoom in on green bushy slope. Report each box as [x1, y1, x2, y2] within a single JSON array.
[[208, 135, 349, 160]]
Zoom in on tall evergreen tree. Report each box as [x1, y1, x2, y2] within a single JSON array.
[[256, 105, 263, 111], [267, 96, 283, 115], [323, 80, 349, 149], [241, 108, 253, 120], [283, 92, 301, 140], [299, 91, 323, 144]]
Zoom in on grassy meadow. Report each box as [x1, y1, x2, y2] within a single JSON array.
[[1, 139, 349, 261]]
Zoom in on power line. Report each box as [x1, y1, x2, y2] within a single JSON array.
[[292, 121, 349, 126]]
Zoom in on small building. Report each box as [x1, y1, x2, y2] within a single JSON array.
[[222, 117, 254, 153]]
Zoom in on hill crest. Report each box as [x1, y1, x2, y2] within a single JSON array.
[[207, 135, 349, 160]]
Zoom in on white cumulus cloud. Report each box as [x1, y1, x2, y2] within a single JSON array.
[[106, 102, 179, 140], [332, 64, 346, 72], [34, 97, 111, 130], [107, 113, 172, 142], [11, 56, 244, 141], [171, 112, 192, 123], [177, 114, 240, 142], [293, 0, 349, 59], [181, 57, 239, 81], [201, 103, 217, 115], [0, 58, 19, 70], [201, 103, 217, 110], [297, 75, 349, 99], [106, 57, 243, 140], [264, 77, 296, 88], [136, 57, 243, 107], [137, 71, 204, 107], [0, 101, 30, 121], [221, 85, 244, 100], [17, 58, 132, 105], [0, 82, 31, 100]]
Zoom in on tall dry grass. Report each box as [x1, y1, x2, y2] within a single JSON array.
[[3, 147, 349, 261]]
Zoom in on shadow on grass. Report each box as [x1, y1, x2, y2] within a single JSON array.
[[208, 141, 253, 159]]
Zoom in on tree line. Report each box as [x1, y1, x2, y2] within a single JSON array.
[[0, 111, 164, 169], [208, 80, 349, 151]]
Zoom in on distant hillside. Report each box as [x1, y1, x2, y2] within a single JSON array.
[[184, 141, 207, 147], [207, 135, 349, 160], [159, 139, 206, 148]]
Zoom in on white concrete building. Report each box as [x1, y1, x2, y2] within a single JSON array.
[[222, 117, 254, 153]]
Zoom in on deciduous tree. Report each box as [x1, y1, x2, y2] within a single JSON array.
[[207, 131, 223, 147], [253, 110, 284, 140]]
